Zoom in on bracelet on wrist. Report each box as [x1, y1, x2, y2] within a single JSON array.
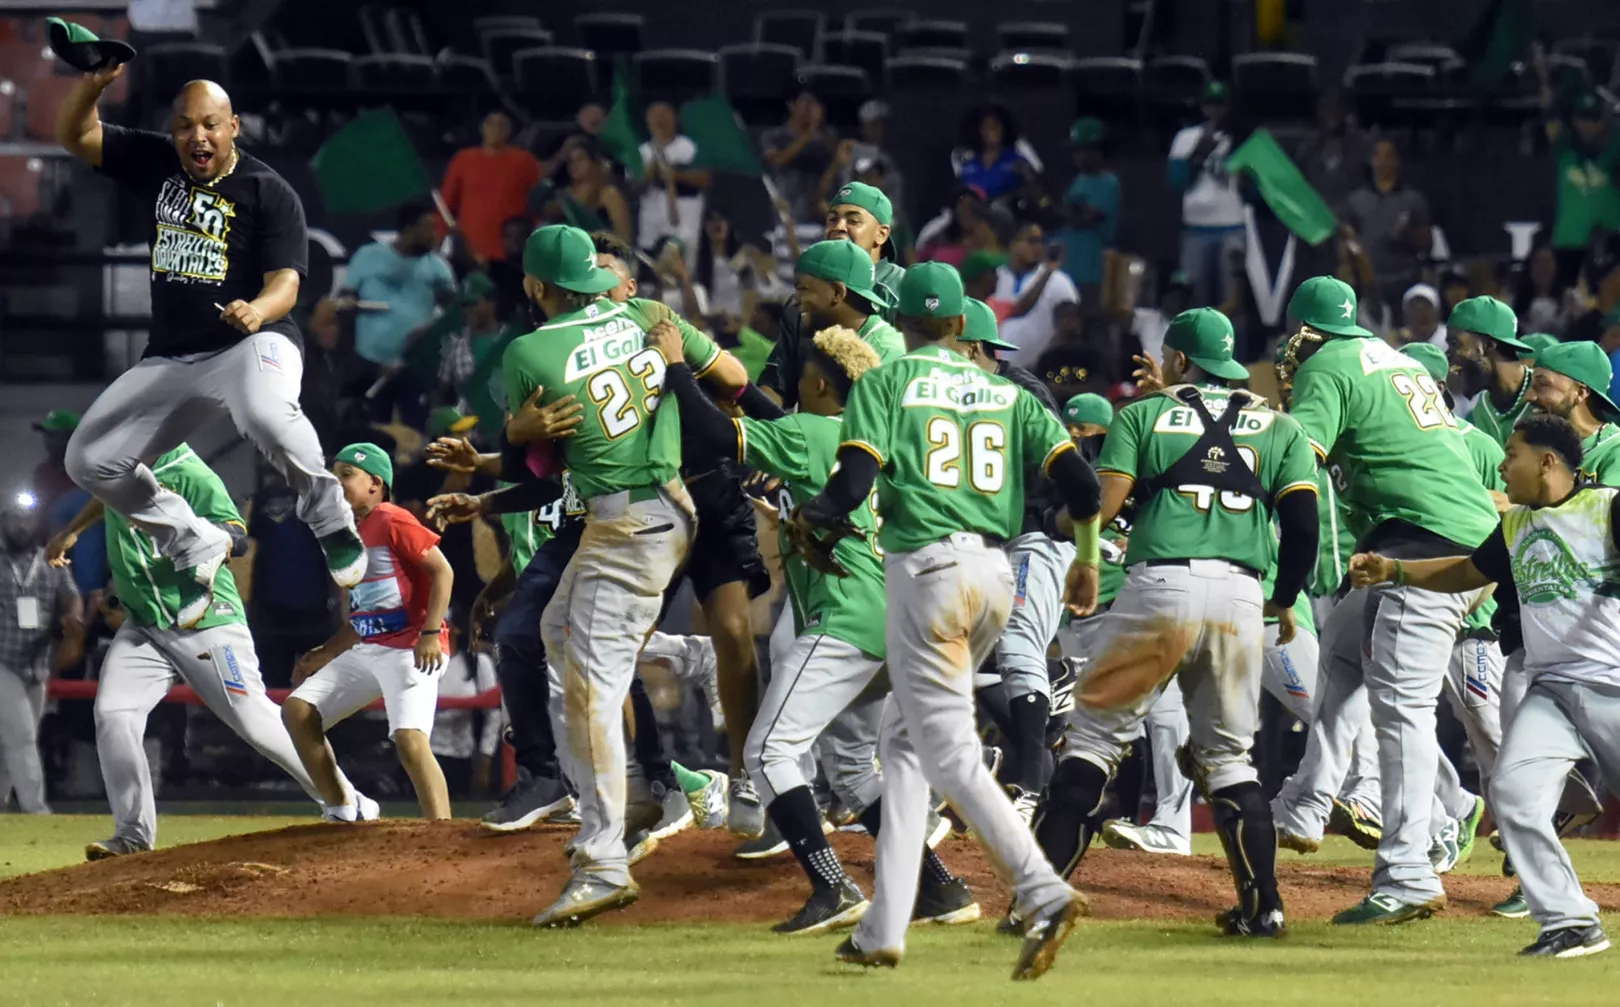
[[420, 626, 442, 636]]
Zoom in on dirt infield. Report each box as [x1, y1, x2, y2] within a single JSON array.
[[5, 821, 1619, 924]]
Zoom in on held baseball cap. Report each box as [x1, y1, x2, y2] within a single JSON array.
[[1399, 342, 1451, 385], [1287, 275, 1373, 338], [796, 241, 891, 309], [1165, 307, 1249, 381], [334, 442, 394, 489], [46, 17, 136, 73], [33, 409, 80, 432], [828, 181, 893, 228], [1533, 341, 1619, 417], [1518, 331, 1561, 362], [1448, 295, 1531, 351], [522, 224, 619, 294], [1063, 392, 1114, 430], [897, 262, 966, 318], [962, 298, 1018, 351], [426, 406, 479, 440]]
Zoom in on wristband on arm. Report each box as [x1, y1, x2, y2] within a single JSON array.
[[1072, 514, 1101, 565]]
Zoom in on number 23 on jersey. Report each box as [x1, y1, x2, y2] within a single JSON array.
[[587, 348, 667, 439]]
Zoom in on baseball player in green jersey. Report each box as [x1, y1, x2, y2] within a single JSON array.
[[47, 445, 371, 858], [1449, 296, 1536, 447], [1278, 275, 1499, 924], [793, 262, 1101, 979], [1526, 340, 1620, 485], [761, 182, 905, 407], [1035, 307, 1319, 939], [791, 240, 906, 366], [502, 225, 746, 927]]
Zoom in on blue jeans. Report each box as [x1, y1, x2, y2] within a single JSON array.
[[494, 522, 583, 781], [1179, 226, 1245, 309]]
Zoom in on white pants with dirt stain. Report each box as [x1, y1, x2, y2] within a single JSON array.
[[0, 665, 48, 813], [541, 483, 693, 888], [855, 534, 1075, 955]]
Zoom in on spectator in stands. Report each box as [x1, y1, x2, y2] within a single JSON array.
[[1055, 117, 1120, 308], [1345, 138, 1433, 325], [821, 100, 905, 223], [1514, 245, 1575, 338], [0, 496, 83, 813], [1566, 239, 1620, 345], [434, 272, 502, 408], [242, 460, 337, 689], [916, 187, 1009, 267], [548, 136, 633, 245], [1168, 81, 1246, 309], [440, 111, 540, 267], [432, 621, 500, 797], [693, 208, 780, 325], [993, 221, 1081, 370], [959, 249, 1006, 303], [637, 101, 709, 260], [1294, 88, 1373, 215], [1390, 284, 1446, 349], [341, 198, 457, 426], [763, 91, 838, 224], [31, 411, 105, 599], [485, 215, 533, 323], [300, 297, 366, 451], [1130, 270, 1193, 366], [1333, 223, 1388, 338], [952, 106, 1038, 204], [1537, 45, 1620, 285], [1440, 265, 1472, 314]]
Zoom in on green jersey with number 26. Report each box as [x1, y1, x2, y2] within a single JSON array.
[[839, 346, 1074, 553], [501, 298, 723, 502], [1289, 336, 1498, 549]]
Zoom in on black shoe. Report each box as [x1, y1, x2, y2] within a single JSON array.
[[1012, 893, 1088, 981], [834, 934, 900, 968], [480, 774, 573, 833], [913, 877, 981, 925], [1217, 906, 1287, 938], [773, 880, 869, 935], [996, 905, 1024, 936], [734, 818, 790, 860], [1519, 924, 1610, 958]]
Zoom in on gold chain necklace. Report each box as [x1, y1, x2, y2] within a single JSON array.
[[204, 146, 240, 187]]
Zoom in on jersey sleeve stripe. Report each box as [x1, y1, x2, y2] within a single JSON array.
[[1308, 438, 1328, 461], [731, 418, 747, 465], [1041, 439, 1077, 474], [1096, 467, 1134, 480], [1276, 481, 1318, 500], [691, 346, 725, 379], [840, 440, 884, 467]]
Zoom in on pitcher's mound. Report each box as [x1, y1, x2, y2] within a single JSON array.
[[4, 822, 1614, 924]]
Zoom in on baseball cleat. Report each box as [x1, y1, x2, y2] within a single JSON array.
[[1489, 829, 1504, 852], [683, 769, 729, 830], [1491, 887, 1530, 919], [175, 549, 227, 630], [774, 879, 869, 935], [925, 809, 952, 849], [649, 780, 693, 840], [1277, 830, 1321, 855], [996, 906, 1024, 936], [480, 774, 574, 833], [1012, 892, 1089, 981], [734, 818, 792, 860], [1100, 819, 1192, 856], [834, 935, 900, 969], [913, 877, 980, 925], [1009, 787, 1040, 830], [1429, 817, 1462, 874], [85, 836, 151, 861], [545, 803, 581, 826], [727, 776, 766, 839], [1328, 797, 1383, 851], [1456, 795, 1486, 865], [1217, 907, 1287, 938], [319, 527, 368, 588], [531, 876, 640, 928], [321, 790, 380, 823], [627, 829, 658, 866], [1519, 924, 1609, 958], [1331, 892, 1446, 925], [1554, 809, 1601, 839]]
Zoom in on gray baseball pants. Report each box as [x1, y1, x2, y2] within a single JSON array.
[[996, 532, 1075, 702], [0, 665, 48, 813], [1500, 649, 1606, 819], [65, 333, 351, 571]]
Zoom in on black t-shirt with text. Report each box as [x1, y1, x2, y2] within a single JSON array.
[[98, 125, 308, 357]]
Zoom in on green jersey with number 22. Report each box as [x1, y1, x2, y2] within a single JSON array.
[[839, 346, 1074, 553]]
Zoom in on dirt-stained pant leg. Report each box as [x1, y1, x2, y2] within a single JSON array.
[[1142, 680, 1193, 841], [816, 677, 886, 817], [743, 634, 882, 807], [1173, 563, 1264, 792], [856, 536, 1072, 955], [540, 485, 693, 887]]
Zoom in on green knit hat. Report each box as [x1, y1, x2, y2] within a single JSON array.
[[1449, 295, 1531, 351], [334, 442, 393, 489], [1063, 393, 1114, 429]]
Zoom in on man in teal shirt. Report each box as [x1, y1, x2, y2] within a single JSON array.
[[1057, 118, 1120, 302]]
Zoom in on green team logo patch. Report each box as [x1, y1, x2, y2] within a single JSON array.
[[1512, 528, 1595, 604], [901, 368, 1018, 413]]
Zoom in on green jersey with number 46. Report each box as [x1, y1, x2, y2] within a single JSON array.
[[1097, 384, 1317, 573], [1289, 336, 1498, 549], [106, 444, 245, 631], [501, 298, 723, 502], [737, 413, 886, 658], [839, 346, 1074, 553]]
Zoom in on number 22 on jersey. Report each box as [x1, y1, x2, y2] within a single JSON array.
[[587, 348, 667, 438], [1391, 371, 1456, 430]]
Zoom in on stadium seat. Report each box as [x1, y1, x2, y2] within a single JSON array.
[[719, 42, 802, 120], [818, 30, 887, 84], [473, 15, 543, 36], [514, 47, 598, 121], [0, 80, 13, 141], [1343, 61, 1436, 130], [634, 49, 719, 105], [1554, 38, 1618, 87], [352, 53, 437, 93], [885, 55, 968, 90], [1070, 57, 1143, 124], [144, 42, 229, 99], [989, 51, 1072, 90], [996, 22, 1070, 54], [895, 47, 972, 65], [897, 20, 969, 53], [1232, 52, 1318, 123], [796, 64, 870, 98], [481, 28, 554, 79], [233, 32, 276, 89], [754, 10, 825, 59], [273, 49, 354, 89], [575, 13, 644, 58], [23, 74, 75, 140], [0, 155, 44, 220], [846, 9, 912, 38], [383, 7, 433, 58], [1385, 43, 1464, 73], [1545, 52, 1592, 87], [1145, 55, 1210, 118], [358, 4, 388, 54], [437, 53, 498, 95]]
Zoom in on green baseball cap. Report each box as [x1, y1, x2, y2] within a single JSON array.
[[897, 261, 965, 318], [1449, 295, 1531, 351], [458, 270, 495, 305], [1287, 275, 1372, 338], [1203, 80, 1230, 104], [962, 298, 1018, 351], [33, 409, 80, 433], [796, 241, 891, 309], [334, 442, 394, 489], [1063, 392, 1114, 429], [1069, 116, 1105, 146], [958, 249, 1007, 285], [1574, 90, 1604, 120], [522, 224, 619, 294], [425, 406, 479, 440], [1399, 342, 1451, 385], [1518, 332, 1560, 362], [828, 181, 892, 227], [46, 17, 136, 73], [1533, 341, 1619, 417], [1165, 307, 1249, 381]]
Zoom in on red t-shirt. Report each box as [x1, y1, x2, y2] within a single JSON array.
[[347, 503, 447, 650], [440, 146, 541, 262]]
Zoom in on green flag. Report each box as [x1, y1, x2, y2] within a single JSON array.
[[598, 58, 645, 178], [308, 109, 431, 216], [1224, 129, 1336, 246], [681, 93, 764, 177], [1456, 0, 1534, 89]]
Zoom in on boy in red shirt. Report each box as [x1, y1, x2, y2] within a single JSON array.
[[283, 442, 455, 819]]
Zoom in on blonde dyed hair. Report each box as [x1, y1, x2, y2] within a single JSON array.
[[810, 325, 884, 383]]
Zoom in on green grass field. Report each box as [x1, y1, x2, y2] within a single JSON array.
[[2, 814, 1617, 1006]]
